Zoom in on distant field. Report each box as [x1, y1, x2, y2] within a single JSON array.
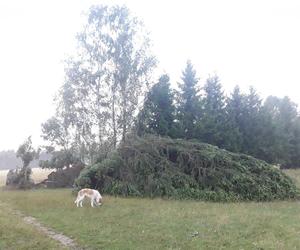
[[0, 168, 53, 186], [284, 168, 300, 186]]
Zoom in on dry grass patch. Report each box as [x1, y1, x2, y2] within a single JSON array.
[[283, 169, 300, 188], [0, 168, 53, 186], [0, 169, 8, 186]]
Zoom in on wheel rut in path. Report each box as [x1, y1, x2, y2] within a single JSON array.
[[0, 202, 83, 250]]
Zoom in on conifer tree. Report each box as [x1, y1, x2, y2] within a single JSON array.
[[196, 75, 226, 147], [177, 61, 199, 139], [240, 87, 263, 155], [137, 74, 175, 137], [224, 86, 244, 152], [263, 96, 299, 166]]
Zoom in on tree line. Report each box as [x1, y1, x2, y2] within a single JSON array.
[[0, 150, 49, 170], [40, 5, 300, 169], [136, 62, 300, 168]]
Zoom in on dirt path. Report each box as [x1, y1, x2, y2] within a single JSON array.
[[0, 202, 82, 250], [22, 215, 81, 249]]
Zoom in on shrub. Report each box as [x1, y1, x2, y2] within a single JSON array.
[[75, 135, 299, 201]]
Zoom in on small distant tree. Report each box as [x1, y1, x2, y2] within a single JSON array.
[[15, 137, 39, 189]]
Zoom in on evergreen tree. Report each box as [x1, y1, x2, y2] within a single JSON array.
[[137, 74, 175, 137], [196, 75, 226, 147], [256, 96, 283, 163], [263, 96, 299, 167], [240, 86, 263, 156], [224, 86, 244, 152], [177, 60, 199, 139], [290, 117, 300, 168]]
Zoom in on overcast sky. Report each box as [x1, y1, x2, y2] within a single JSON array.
[[0, 0, 300, 151]]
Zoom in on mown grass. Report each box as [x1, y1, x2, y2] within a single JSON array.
[[0, 202, 65, 250], [0, 169, 300, 249], [1, 188, 300, 249]]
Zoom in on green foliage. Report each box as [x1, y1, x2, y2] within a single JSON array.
[[16, 136, 39, 169], [136, 74, 175, 137], [39, 150, 80, 170], [176, 61, 199, 139], [195, 75, 227, 147], [41, 117, 71, 150], [224, 85, 244, 152], [41, 4, 156, 168], [76, 135, 298, 201], [39, 5, 300, 170], [262, 96, 300, 167]]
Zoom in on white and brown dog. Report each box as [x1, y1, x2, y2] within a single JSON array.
[[75, 188, 103, 207]]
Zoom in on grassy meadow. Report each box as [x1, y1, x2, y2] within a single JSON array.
[[0, 169, 300, 249], [0, 201, 66, 250]]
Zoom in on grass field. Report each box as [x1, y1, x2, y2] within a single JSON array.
[[1, 169, 300, 249], [0, 199, 66, 250], [1, 189, 300, 249]]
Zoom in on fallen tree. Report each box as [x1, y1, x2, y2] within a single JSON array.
[[75, 135, 299, 201]]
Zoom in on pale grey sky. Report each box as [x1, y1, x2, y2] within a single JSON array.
[[0, 0, 300, 150]]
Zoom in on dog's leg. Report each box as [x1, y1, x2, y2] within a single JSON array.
[[75, 197, 80, 207], [77, 196, 83, 207], [94, 199, 100, 206], [90, 198, 94, 207], [75, 195, 83, 207]]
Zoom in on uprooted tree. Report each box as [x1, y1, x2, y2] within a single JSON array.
[[75, 135, 298, 202], [6, 137, 39, 189]]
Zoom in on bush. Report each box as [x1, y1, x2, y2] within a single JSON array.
[[75, 135, 299, 201]]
